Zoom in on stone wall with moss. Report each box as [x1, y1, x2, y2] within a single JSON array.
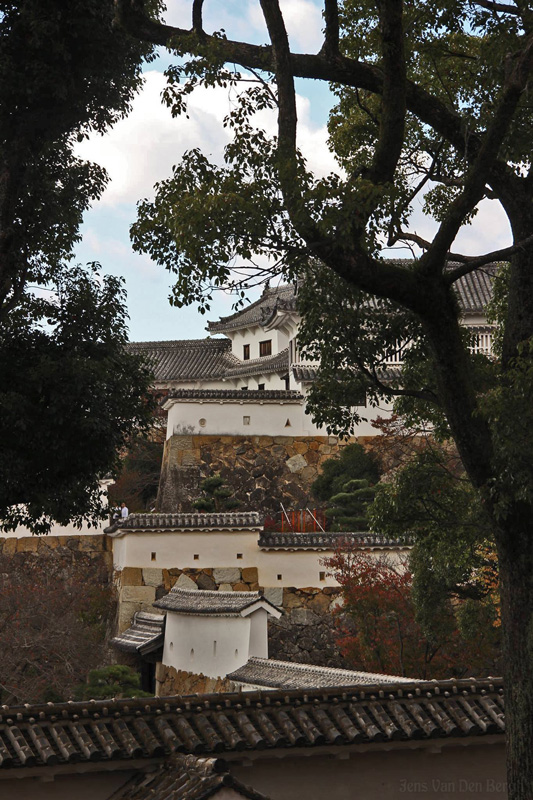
[[157, 434, 369, 514]]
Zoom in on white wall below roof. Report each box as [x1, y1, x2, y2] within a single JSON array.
[[112, 529, 406, 588], [167, 398, 309, 438], [228, 327, 289, 360], [163, 612, 252, 679], [166, 396, 393, 439]]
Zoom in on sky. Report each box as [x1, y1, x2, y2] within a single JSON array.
[[73, 0, 512, 344]]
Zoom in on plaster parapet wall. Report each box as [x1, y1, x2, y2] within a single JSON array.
[[157, 433, 380, 513], [112, 528, 405, 587]]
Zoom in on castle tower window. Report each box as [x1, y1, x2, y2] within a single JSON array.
[[285, 418, 291, 427], [243, 416, 250, 425], [257, 383, 265, 391], [243, 344, 250, 360], [259, 340, 272, 357]]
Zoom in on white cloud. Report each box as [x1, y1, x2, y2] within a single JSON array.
[[75, 67, 338, 209], [162, 0, 324, 51], [247, 0, 324, 52]]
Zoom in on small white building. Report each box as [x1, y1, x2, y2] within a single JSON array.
[[153, 587, 282, 679]]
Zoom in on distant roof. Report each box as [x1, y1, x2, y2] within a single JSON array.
[[153, 588, 282, 617], [206, 266, 495, 336], [227, 657, 417, 689], [451, 264, 497, 312], [208, 284, 297, 333], [106, 512, 263, 535], [258, 531, 412, 550], [111, 753, 270, 800], [111, 612, 165, 655], [127, 338, 238, 382], [0, 678, 505, 770]]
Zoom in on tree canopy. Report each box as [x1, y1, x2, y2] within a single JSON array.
[[0, 0, 162, 532], [117, 1, 533, 793]]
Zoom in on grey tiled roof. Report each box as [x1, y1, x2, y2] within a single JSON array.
[[291, 364, 317, 382], [0, 678, 505, 770], [110, 753, 270, 800], [223, 347, 290, 378], [207, 267, 495, 336], [154, 588, 282, 617], [258, 532, 412, 550], [111, 612, 165, 655], [452, 264, 497, 312], [208, 285, 297, 333], [106, 512, 263, 534], [127, 338, 238, 381], [227, 657, 417, 689], [164, 388, 303, 402]]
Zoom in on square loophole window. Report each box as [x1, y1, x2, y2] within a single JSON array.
[[319, 571, 326, 581], [237, 553, 243, 559], [243, 416, 251, 425], [277, 574, 283, 581], [193, 554, 199, 560], [151, 552, 156, 562]]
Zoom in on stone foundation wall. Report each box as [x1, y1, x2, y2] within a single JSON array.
[[155, 664, 237, 696], [0, 532, 113, 569], [116, 565, 344, 668], [157, 434, 369, 514]]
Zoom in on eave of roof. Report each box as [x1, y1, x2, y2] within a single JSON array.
[[161, 389, 303, 408], [0, 678, 505, 771], [207, 285, 296, 333], [258, 532, 412, 551], [153, 588, 282, 618], [106, 512, 263, 535], [111, 612, 165, 655], [227, 657, 416, 690]]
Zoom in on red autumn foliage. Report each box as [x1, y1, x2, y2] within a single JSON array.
[[324, 547, 498, 680]]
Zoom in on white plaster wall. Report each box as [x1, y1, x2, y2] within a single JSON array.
[[166, 396, 395, 438], [163, 613, 252, 678], [0, 770, 136, 800], [112, 529, 407, 588], [231, 743, 507, 800], [227, 327, 289, 360], [166, 399, 309, 438], [249, 608, 269, 658]]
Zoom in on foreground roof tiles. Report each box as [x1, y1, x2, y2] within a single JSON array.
[[0, 679, 505, 771], [153, 588, 281, 617], [227, 657, 416, 689], [110, 753, 270, 800]]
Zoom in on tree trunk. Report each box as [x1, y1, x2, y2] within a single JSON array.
[[497, 509, 533, 799]]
